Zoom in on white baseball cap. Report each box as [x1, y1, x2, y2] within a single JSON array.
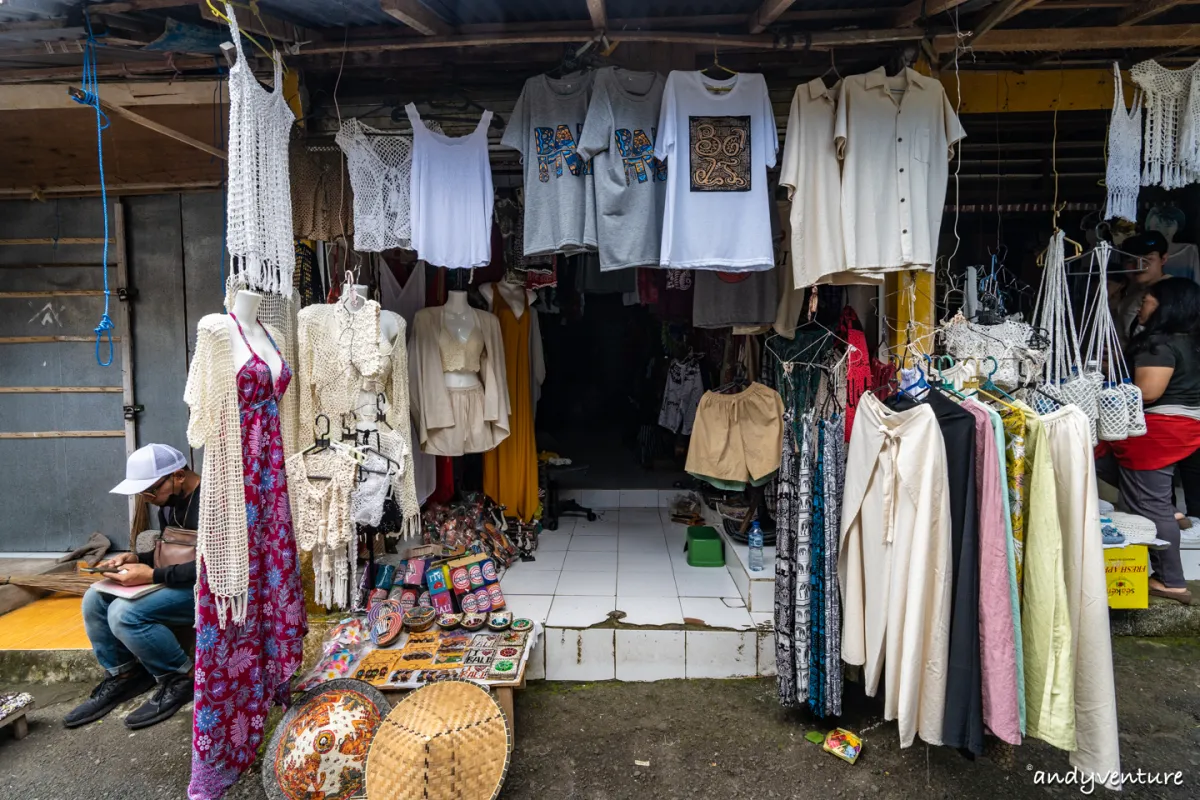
[[110, 443, 188, 495]]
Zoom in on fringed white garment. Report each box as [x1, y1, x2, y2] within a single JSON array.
[[839, 392, 952, 749], [1105, 63, 1143, 223], [286, 449, 358, 609], [296, 300, 420, 537], [1131, 59, 1200, 189], [1041, 406, 1121, 790], [184, 315, 296, 627], [223, 3, 295, 296]]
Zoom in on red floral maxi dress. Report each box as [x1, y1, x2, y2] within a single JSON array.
[[189, 315, 307, 800]]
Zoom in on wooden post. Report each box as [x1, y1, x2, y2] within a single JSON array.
[[114, 201, 137, 525]]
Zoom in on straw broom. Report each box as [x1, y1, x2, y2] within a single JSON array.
[[0, 568, 103, 596]]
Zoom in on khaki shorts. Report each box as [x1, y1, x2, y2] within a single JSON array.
[[685, 382, 785, 484]]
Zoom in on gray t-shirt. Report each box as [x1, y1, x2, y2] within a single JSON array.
[[501, 72, 597, 257], [577, 68, 667, 271], [693, 267, 779, 329]]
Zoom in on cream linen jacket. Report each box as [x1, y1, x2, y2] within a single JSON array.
[[839, 392, 952, 748]]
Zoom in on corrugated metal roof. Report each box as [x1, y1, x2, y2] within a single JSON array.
[[0, 0, 78, 24], [257, 0, 397, 28]]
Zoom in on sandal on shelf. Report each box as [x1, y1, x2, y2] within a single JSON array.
[[1149, 586, 1194, 605]]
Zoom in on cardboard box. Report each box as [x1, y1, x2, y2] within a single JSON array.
[[1105, 545, 1149, 609]]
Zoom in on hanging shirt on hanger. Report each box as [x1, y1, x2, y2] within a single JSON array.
[[405, 104, 494, 269], [501, 72, 598, 257], [577, 67, 668, 271], [655, 70, 777, 272], [835, 68, 965, 274]]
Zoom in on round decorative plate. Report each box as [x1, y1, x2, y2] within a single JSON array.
[[263, 679, 390, 800], [487, 612, 512, 631], [461, 613, 487, 631], [509, 618, 533, 633], [436, 613, 462, 630]]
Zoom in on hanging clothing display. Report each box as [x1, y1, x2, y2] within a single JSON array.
[[295, 299, 420, 536], [840, 392, 952, 749], [774, 410, 813, 707], [481, 286, 542, 522], [222, 5, 294, 297], [886, 390, 983, 755], [820, 414, 845, 718], [658, 357, 704, 434], [962, 399, 1021, 746], [835, 67, 965, 274], [289, 145, 354, 241], [411, 306, 511, 456], [1042, 406, 1121, 788], [185, 314, 306, 800], [692, 268, 779, 329], [1018, 408, 1076, 752], [685, 382, 784, 490], [404, 104, 495, 269], [1130, 59, 1200, 189], [1104, 63, 1143, 223], [780, 78, 873, 288], [501, 71, 598, 256], [577, 67, 668, 270], [655, 70, 777, 271], [336, 117, 438, 252], [379, 264, 437, 505]]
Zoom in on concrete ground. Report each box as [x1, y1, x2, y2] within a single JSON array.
[[0, 636, 1197, 799]]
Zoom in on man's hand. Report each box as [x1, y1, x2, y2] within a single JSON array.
[[95, 552, 139, 570], [109, 563, 155, 586]]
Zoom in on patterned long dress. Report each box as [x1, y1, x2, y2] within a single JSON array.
[[808, 419, 827, 715], [189, 316, 308, 800], [774, 411, 814, 706]]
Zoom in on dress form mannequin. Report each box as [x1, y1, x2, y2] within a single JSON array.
[[228, 290, 282, 378], [442, 290, 482, 388], [349, 283, 402, 349], [480, 281, 533, 320]]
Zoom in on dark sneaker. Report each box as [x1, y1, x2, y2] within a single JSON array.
[[124, 673, 193, 730], [63, 668, 155, 728]]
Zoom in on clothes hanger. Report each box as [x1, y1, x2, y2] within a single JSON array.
[[701, 44, 737, 92], [821, 49, 841, 87], [302, 414, 332, 455], [207, 0, 283, 71]]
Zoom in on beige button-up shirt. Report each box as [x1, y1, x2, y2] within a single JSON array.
[[835, 68, 965, 273]]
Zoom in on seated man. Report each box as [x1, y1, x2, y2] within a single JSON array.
[[64, 444, 199, 731]]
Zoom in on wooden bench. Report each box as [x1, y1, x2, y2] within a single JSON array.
[[0, 695, 33, 741]]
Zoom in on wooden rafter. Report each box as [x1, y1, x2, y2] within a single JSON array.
[[1000, 0, 1047, 23], [970, 0, 1036, 40], [0, 18, 69, 34], [198, 2, 300, 46], [935, 23, 1200, 52], [380, 0, 454, 37], [66, 86, 226, 160], [587, 0, 607, 30], [748, 0, 799, 34], [0, 56, 216, 84], [894, 0, 970, 28], [84, 0, 197, 13], [1119, 0, 1187, 26]]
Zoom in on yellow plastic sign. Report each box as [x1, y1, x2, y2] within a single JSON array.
[[1105, 545, 1149, 609]]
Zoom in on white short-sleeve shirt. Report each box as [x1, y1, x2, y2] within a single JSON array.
[[835, 68, 965, 273], [654, 71, 777, 271]]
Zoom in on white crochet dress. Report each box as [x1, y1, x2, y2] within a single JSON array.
[[1105, 63, 1142, 223], [223, 3, 295, 296], [1131, 59, 1200, 189]]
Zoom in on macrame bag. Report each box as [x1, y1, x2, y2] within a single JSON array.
[[1080, 240, 1146, 441]]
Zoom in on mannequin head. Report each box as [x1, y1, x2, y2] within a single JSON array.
[[1146, 205, 1186, 246]]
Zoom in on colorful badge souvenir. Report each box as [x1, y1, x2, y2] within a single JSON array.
[[398, 588, 418, 612], [473, 587, 492, 613], [430, 591, 455, 614], [486, 583, 505, 610], [467, 563, 485, 588], [426, 567, 448, 594], [450, 566, 471, 594], [481, 558, 498, 583], [460, 591, 478, 614]]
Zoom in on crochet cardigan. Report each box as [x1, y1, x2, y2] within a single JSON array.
[[184, 314, 297, 627], [295, 300, 420, 536]]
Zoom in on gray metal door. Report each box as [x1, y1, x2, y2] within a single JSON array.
[[0, 198, 133, 552]]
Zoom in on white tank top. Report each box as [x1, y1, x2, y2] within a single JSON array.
[[404, 103, 495, 269]]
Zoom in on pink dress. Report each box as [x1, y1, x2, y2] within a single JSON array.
[[189, 315, 307, 799]]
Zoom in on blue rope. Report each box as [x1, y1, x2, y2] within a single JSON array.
[[71, 17, 113, 367]]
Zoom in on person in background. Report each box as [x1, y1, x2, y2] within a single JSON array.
[[64, 444, 199, 730], [1114, 231, 1171, 348], [1098, 278, 1200, 604]]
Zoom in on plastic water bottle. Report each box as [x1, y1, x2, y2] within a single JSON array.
[[748, 521, 764, 572]]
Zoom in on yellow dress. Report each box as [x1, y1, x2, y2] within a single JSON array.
[[482, 295, 539, 521]]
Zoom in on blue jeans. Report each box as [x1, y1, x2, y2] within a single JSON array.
[[82, 585, 194, 680]]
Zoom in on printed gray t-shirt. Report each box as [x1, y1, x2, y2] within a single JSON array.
[[577, 68, 667, 271], [501, 72, 597, 256]]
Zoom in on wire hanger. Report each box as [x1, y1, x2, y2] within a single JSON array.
[[207, 0, 283, 70], [822, 48, 841, 86], [302, 414, 332, 455], [701, 43, 737, 92]]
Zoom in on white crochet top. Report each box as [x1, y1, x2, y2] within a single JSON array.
[[286, 449, 357, 609], [1105, 63, 1143, 223], [223, 3, 295, 296], [1131, 59, 1200, 189], [184, 314, 296, 627], [296, 300, 419, 536]]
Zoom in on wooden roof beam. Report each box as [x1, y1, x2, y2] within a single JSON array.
[[85, 0, 198, 13], [67, 86, 226, 160], [935, 23, 1200, 51], [970, 0, 1039, 41], [380, 0, 454, 37], [1119, 0, 1187, 26], [894, 0, 970, 28], [587, 0, 607, 31], [748, 0, 799, 34]]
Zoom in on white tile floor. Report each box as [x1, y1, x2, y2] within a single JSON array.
[[499, 507, 755, 631]]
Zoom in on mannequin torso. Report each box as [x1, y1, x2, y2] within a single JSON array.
[[349, 284, 402, 350], [227, 290, 283, 379], [442, 291, 482, 388], [481, 281, 532, 319]]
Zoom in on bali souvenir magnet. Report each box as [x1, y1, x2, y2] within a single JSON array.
[[497, 631, 527, 646], [473, 587, 492, 613], [398, 588, 418, 611], [426, 567, 448, 593], [510, 618, 534, 633], [450, 566, 471, 594], [459, 665, 492, 681], [403, 558, 427, 587], [418, 591, 431, 608], [481, 558, 498, 583], [467, 563, 485, 588], [430, 590, 455, 614], [498, 647, 520, 659], [460, 591, 478, 614], [486, 583, 505, 610], [464, 648, 495, 666]]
